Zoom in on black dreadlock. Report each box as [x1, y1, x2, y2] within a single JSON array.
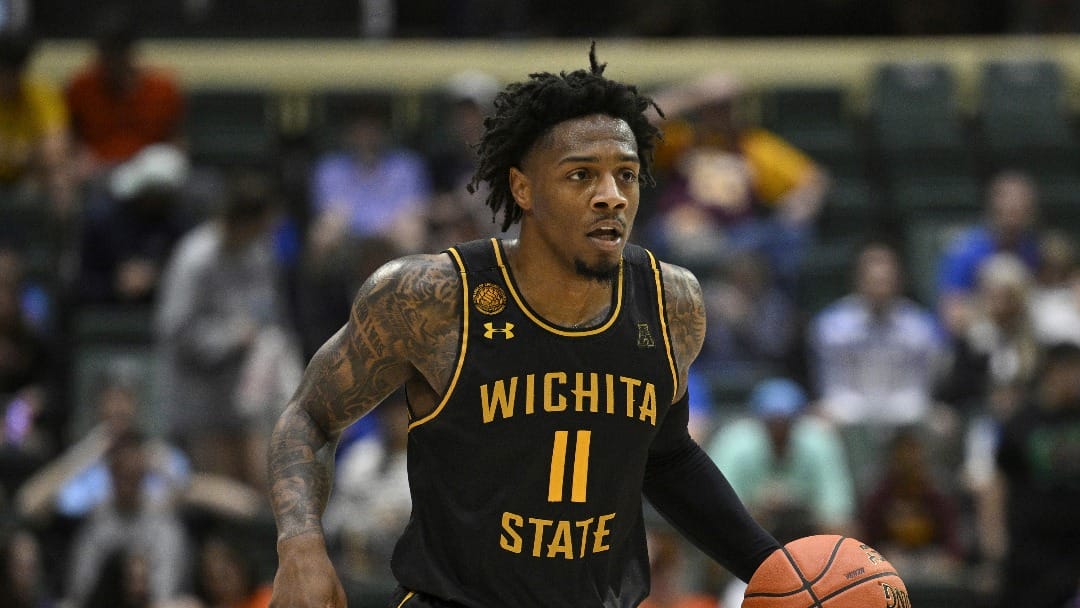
[[468, 43, 664, 232]]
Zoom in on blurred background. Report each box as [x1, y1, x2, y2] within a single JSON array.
[[1, 1, 1079, 607]]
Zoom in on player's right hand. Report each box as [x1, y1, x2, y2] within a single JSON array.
[[269, 533, 348, 608]]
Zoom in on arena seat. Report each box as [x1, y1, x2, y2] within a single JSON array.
[[869, 62, 975, 182]]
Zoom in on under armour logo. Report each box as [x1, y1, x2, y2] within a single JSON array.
[[637, 323, 655, 348], [483, 322, 515, 340]]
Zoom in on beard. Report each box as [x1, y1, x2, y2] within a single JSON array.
[[574, 257, 620, 284]]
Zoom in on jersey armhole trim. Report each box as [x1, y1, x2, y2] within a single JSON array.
[[409, 247, 469, 430], [646, 248, 680, 403]]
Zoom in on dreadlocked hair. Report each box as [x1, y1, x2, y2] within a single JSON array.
[[468, 42, 664, 231]]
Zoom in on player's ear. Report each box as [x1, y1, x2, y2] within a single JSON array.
[[509, 166, 533, 212]]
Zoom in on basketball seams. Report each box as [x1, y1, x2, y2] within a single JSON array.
[[744, 537, 843, 600], [804, 536, 846, 586], [744, 535, 907, 608], [783, 545, 823, 606], [815, 571, 902, 605]]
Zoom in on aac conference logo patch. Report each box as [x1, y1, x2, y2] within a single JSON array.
[[473, 282, 507, 315]]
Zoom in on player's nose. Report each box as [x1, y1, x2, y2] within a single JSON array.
[[591, 173, 627, 211]]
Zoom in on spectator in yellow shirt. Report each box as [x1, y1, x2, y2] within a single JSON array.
[[647, 72, 828, 289], [0, 33, 74, 216]]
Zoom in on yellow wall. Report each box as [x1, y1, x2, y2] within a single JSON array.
[[34, 36, 1080, 112]]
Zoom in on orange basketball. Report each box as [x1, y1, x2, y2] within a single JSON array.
[[742, 535, 910, 608]]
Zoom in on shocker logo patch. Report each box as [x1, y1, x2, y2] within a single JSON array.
[[473, 283, 507, 315]]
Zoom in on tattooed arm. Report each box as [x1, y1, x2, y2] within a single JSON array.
[[659, 262, 707, 400], [642, 261, 780, 582], [268, 253, 461, 608]]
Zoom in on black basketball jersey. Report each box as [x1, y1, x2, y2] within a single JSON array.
[[390, 238, 681, 607]]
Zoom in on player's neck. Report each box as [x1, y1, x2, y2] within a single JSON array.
[[502, 238, 614, 329]]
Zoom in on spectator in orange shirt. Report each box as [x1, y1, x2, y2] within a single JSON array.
[[65, 10, 184, 183]]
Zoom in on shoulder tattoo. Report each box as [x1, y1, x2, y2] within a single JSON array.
[[661, 263, 706, 382], [300, 254, 462, 435]]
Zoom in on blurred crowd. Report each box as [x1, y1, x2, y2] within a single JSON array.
[[1, 8, 1080, 608]]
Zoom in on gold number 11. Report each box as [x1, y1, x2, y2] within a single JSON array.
[[548, 430, 591, 503]]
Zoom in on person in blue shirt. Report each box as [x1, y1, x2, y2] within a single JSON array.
[[936, 171, 1041, 335]]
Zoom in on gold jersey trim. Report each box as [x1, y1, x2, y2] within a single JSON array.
[[645, 249, 680, 403], [490, 238, 623, 337], [409, 247, 470, 430], [395, 591, 417, 607]]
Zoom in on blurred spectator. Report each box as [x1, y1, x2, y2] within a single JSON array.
[[295, 234, 399, 360], [14, 369, 190, 521], [809, 240, 944, 426], [0, 243, 51, 334], [192, 532, 272, 608], [307, 95, 431, 260], [706, 377, 855, 545], [698, 249, 801, 391], [76, 143, 193, 305], [0, 526, 56, 608], [639, 523, 717, 608], [992, 341, 1080, 607], [82, 548, 154, 608], [1033, 228, 1076, 290], [647, 72, 828, 288], [0, 272, 54, 498], [156, 171, 301, 491], [0, 32, 74, 216], [64, 430, 192, 607], [936, 171, 1041, 337], [65, 9, 184, 182], [0, 250, 51, 390], [424, 186, 497, 252], [935, 253, 1039, 417], [424, 70, 498, 196], [860, 427, 964, 584], [1030, 229, 1080, 347], [421, 70, 509, 250], [323, 391, 410, 598]]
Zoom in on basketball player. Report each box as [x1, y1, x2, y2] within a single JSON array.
[[268, 46, 780, 608]]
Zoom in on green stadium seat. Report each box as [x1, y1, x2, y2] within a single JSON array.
[[185, 89, 280, 167], [869, 62, 975, 181], [1037, 174, 1080, 238], [816, 176, 878, 242], [71, 304, 156, 345], [759, 85, 867, 179], [796, 238, 858, 315], [978, 59, 1080, 177], [903, 215, 974, 307], [891, 175, 982, 221]]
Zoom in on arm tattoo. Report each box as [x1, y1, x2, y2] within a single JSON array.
[[268, 254, 461, 542], [661, 263, 706, 399]]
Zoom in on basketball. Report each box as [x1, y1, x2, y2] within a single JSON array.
[[742, 535, 910, 608]]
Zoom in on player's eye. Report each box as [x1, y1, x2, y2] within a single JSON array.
[[620, 169, 639, 183], [568, 169, 591, 181]]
